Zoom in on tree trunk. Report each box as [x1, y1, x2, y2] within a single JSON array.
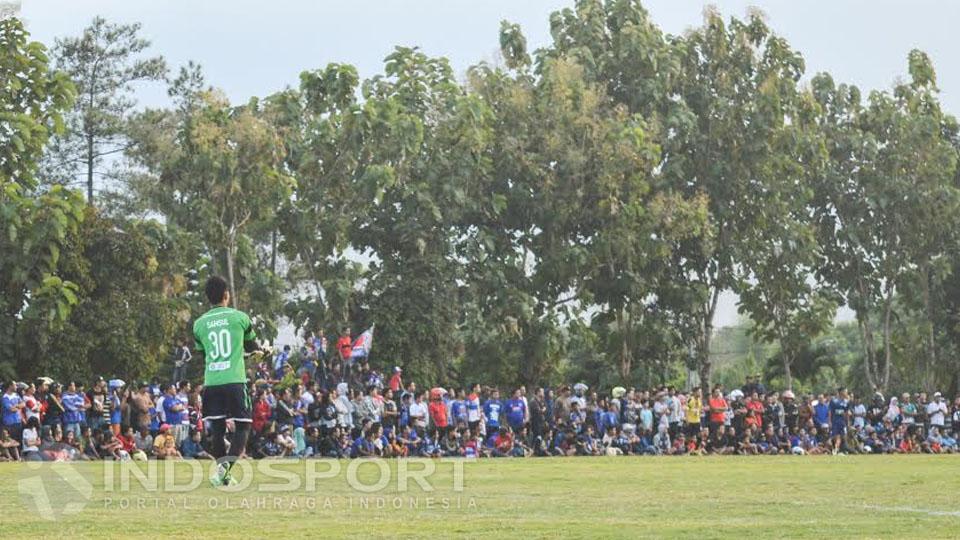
[[270, 229, 278, 275], [782, 349, 793, 391], [698, 330, 712, 396], [857, 315, 876, 391], [919, 261, 937, 392], [86, 132, 95, 204], [698, 285, 721, 396], [855, 275, 878, 392], [616, 308, 631, 381], [226, 236, 238, 309], [880, 283, 894, 392]]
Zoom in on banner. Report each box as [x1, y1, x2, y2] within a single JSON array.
[[350, 325, 374, 359]]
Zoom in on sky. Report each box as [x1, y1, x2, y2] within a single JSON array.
[[16, 0, 960, 327]]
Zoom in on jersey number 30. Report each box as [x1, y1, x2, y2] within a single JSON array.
[[207, 329, 233, 360]]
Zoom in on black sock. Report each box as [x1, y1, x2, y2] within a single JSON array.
[[209, 419, 227, 459]]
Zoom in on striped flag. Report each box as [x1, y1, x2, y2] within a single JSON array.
[[350, 325, 374, 359]]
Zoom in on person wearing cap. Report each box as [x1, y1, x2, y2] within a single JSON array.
[[389, 366, 403, 393], [153, 424, 181, 459], [927, 392, 948, 434]]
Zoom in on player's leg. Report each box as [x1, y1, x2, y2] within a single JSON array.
[[212, 383, 253, 486], [208, 418, 227, 458]]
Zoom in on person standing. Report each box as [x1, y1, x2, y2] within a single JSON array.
[[162, 384, 187, 448], [529, 388, 547, 439], [337, 328, 353, 381], [62, 382, 85, 440], [707, 387, 728, 435], [193, 276, 265, 486], [172, 341, 192, 384], [927, 392, 948, 434], [505, 388, 527, 432], [1, 382, 24, 442], [389, 367, 403, 394], [685, 387, 703, 437]]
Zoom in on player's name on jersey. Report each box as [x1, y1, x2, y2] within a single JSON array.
[[205, 318, 229, 329]]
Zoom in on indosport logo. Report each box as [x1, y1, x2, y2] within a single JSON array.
[[18, 461, 95, 521]]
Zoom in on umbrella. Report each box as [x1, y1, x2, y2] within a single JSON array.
[[611, 386, 626, 399]]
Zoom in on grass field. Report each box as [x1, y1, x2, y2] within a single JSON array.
[[2, 455, 959, 538]]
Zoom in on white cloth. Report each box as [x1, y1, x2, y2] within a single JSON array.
[[927, 401, 947, 427], [22, 427, 39, 452]]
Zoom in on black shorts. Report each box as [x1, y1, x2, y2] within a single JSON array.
[[202, 383, 251, 423]]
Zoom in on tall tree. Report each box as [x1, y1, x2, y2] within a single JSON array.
[[737, 84, 838, 391], [0, 17, 85, 366], [534, 2, 809, 390], [16, 210, 191, 381], [663, 8, 808, 390], [812, 52, 959, 392], [264, 63, 369, 334], [42, 17, 166, 203], [128, 88, 293, 314]]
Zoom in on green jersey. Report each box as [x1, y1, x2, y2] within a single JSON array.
[[192, 306, 256, 387]]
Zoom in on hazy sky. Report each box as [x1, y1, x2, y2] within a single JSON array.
[[17, 0, 959, 326]]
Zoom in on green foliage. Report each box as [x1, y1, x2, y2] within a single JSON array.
[[128, 84, 293, 337], [16, 210, 188, 382], [0, 17, 85, 369], [41, 16, 167, 202], [4, 7, 960, 393]]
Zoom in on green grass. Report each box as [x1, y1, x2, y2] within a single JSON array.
[[2, 455, 959, 538]]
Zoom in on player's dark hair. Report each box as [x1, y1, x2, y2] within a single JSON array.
[[205, 276, 229, 304]]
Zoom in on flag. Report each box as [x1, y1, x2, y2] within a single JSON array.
[[351, 325, 374, 359]]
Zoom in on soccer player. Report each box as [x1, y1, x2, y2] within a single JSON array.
[[193, 276, 265, 486]]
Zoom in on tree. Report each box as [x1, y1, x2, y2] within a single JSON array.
[[811, 52, 959, 392], [534, 3, 810, 391], [737, 83, 838, 390], [354, 47, 492, 383], [663, 8, 809, 391], [264, 63, 368, 334], [16, 209, 191, 381], [0, 17, 85, 366], [43, 17, 167, 204], [457, 5, 709, 388], [129, 87, 293, 315]]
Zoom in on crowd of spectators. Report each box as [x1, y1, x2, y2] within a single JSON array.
[[4, 337, 960, 462]]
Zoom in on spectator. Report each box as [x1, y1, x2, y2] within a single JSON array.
[[153, 424, 181, 459], [409, 391, 429, 434], [172, 340, 192, 384], [505, 388, 527, 431], [428, 389, 449, 434], [2, 381, 24, 441], [162, 384, 187, 448], [181, 429, 213, 459], [389, 367, 403, 393], [685, 387, 702, 437], [927, 392, 948, 433], [465, 384, 482, 434]]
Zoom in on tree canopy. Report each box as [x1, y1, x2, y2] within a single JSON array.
[[4, 3, 960, 396]]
